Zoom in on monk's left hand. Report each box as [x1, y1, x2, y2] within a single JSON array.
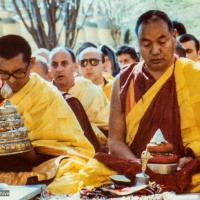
[[177, 157, 193, 171]]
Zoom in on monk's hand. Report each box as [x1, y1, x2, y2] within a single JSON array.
[[177, 156, 193, 171], [135, 158, 141, 164]]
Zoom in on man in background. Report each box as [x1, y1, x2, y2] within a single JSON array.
[[31, 55, 49, 80], [172, 20, 187, 37], [116, 45, 139, 69], [50, 46, 109, 145], [179, 33, 200, 61], [78, 47, 113, 100]]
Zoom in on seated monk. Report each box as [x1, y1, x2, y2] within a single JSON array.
[[50, 47, 109, 145], [58, 10, 200, 194], [0, 35, 95, 194]]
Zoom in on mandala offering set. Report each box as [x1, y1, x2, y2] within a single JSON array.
[[0, 82, 31, 155], [147, 129, 178, 174], [0, 101, 32, 155]]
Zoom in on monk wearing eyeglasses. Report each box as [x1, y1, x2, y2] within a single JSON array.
[[0, 35, 95, 194]]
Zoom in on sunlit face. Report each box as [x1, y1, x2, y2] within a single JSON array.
[[0, 54, 31, 93], [79, 51, 104, 84], [117, 53, 137, 69], [138, 19, 175, 72], [50, 51, 75, 88], [180, 40, 199, 61]]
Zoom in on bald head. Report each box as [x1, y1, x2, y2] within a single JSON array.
[[50, 47, 75, 62], [78, 47, 104, 62], [33, 48, 50, 63]]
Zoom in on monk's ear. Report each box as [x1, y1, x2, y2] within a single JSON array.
[[197, 50, 200, 59], [29, 57, 36, 69], [171, 29, 176, 40], [174, 28, 179, 38], [48, 68, 53, 81], [171, 30, 176, 47]]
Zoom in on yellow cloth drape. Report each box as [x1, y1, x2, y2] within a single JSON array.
[[9, 74, 94, 158], [48, 157, 116, 194], [103, 71, 114, 81], [5, 74, 95, 193], [102, 81, 113, 101], [69, 77, 109, 144], [102, 72, 114, 100]]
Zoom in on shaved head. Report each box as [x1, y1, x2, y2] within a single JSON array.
[[78, 47, 103, 61]]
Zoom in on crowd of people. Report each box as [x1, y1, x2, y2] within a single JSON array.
[[0, 9, 200, 196]]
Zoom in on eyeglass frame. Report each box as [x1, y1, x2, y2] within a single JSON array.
[[79, 58, 102, 68], [0, 62, 30, 80]]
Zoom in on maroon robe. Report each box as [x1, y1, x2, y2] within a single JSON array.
[[95, 63, 200, 193], [63, 93, 107, 153]]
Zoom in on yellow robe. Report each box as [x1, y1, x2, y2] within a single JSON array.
[[65, 58, 200, 193], [69, 77, 109, 144], [102, 72, 113, 100], [101, 80, 113, 101], [1, 74, 95, 194], [103, 71, 114, 82]]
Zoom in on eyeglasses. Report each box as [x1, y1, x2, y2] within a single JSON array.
[[0, 64, 29, 79], [79, 59, 101, 68]]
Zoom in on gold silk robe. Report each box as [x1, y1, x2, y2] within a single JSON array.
[[0, 74, 95, 194]]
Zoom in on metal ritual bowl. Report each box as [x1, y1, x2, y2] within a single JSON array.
[[0, 139, 32, 156], [135, 172, 150, 186], [0, 119, 22, 132], [0, 106, 16, 115], [0, 113, 20, 121], [0, 127, 28, 140], [147, 163, 177, 174]]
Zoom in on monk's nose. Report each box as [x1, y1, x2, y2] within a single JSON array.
[[56, 64, 64, 72], [151, 43, 161, 55]]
